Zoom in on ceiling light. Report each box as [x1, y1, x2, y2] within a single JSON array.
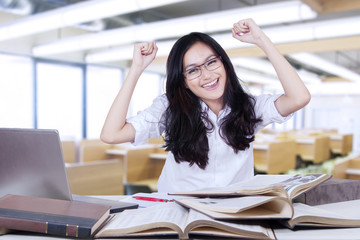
[[33, 0, 317, 56], [232, 57, 321, 85], [289, 52, 360, 83], [213, 16, 360, 49], [0, 0, 188, 41], [235, 67, 281, 87], [308, 82, 360, 95], [86, 15, 360, 64], [86, 40, 175, 63], [232, 57, 277, 76]]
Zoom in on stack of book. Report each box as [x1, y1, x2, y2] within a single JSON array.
[[0, 194, 111, 238], [2, 174, 360, 239], [95, 174, 360, 239]]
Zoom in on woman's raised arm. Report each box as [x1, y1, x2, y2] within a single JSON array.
[[232, 18, 311, 117], [100, 41, 158, 144]]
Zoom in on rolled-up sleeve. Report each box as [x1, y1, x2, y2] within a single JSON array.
[[254, 94, 293, 132], [126, 95, 168, 145]]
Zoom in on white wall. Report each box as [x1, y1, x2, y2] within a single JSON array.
[[304, 94, 360, 153]]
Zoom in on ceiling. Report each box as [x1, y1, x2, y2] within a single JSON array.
[[0, 0, 360, 93]]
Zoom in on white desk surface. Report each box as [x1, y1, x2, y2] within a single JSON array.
[[105, 149, 127, 156], [149, 153, 167, 160], [2, 198, 360, 240]]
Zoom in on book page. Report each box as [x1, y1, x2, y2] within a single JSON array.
[[224, 174, 329, 199], [172, 174, 290, 197], [274, 226, 360, 240], [184, 209, 274, 239], [288, 203, 360, 228], [124, 192, 194, 208], [172, 174, 330, 200], [177, 196, 293, 220], [95, 202, 189, 237], [292, 203, 345, 219], [314, 199, 360, 218], [269, 174, 329, 199], [275, 200, 360, 239], [177, 196, 283, 213]]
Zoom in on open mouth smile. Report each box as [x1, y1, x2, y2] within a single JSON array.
[[202, 79, 218, 88]]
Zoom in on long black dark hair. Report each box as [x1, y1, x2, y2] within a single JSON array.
[[164, 32, 262, 169]]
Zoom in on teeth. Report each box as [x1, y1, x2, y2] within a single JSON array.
[[203, 79, 217, 88]]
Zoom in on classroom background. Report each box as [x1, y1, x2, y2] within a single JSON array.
[[1, 0, 360, 194]]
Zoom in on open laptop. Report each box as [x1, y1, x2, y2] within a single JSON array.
[[0, 128, 138, 213]]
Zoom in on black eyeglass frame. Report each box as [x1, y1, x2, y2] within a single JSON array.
[[183, 56, 222, 80]]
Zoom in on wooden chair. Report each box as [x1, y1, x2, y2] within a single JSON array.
[[78, 139, 113, 162], [106, 144, 166, 191], [147, 136, 165, 145], [329, 134, 353, 156], [66, 159, 124, 195], [294, 135, 331, 164], [253, 139, 296, 174], [333, 154, 360, 180], [61, 140, 77, 163], [257, 129, 331, 164]]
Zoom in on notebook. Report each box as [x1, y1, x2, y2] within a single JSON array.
[[0, 128, 138, 213]]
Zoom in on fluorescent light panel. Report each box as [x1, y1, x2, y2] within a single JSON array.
[[308, 82, 360, 95], [289, 52, 360, 83], [33, 0, 316, 56], [86, 40, 175, 63], [86, 15, 360, 64], [0, 0, 188, 41], [232, 57, 321, 85]]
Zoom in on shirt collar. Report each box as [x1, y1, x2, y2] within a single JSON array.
[[200, 100, 230, 120]]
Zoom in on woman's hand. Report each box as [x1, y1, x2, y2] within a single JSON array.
[[232, 18, 266, 47], [132, 41, 158, 72], [232, 19, 310, 117], [100, 41, 158, 144]]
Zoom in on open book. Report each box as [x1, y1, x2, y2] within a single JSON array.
[[95, 202, 275, 239], [171, 174, 331, 200], [283, 202, 360, 229], [175, 195, 294, 220]]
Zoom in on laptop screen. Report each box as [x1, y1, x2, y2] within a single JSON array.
[[0, 128, 72, 200]]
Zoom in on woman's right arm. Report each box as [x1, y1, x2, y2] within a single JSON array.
[[100, 41, 158, 144]]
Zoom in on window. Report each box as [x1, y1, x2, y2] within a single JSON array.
[[86, 65, 122, 139], [0, 54, 33, 128], [129, 72, 163, 117], [36, 62, 83, 139]]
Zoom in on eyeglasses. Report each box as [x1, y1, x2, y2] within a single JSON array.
[[183, 56, 222, 80]]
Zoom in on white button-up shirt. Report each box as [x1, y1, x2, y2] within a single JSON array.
[[127, 94, 291, 193]]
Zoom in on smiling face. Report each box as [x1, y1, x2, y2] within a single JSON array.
[[183, 41, 227, 114]]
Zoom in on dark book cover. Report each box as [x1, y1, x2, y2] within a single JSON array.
[[0, 194, 111, 238]]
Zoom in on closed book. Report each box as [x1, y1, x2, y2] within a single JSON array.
[[0, 194, 111, 238]]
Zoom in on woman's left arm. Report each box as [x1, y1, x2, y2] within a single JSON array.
[[232, 18, 311, 117]]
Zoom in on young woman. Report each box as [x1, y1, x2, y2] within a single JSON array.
[[101, 19, 311, 193]]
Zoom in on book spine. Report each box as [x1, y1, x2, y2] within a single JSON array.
[[0, 216, 90, 238]]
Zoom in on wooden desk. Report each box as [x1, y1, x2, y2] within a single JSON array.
[[149, 153, 167, 160], [106, 147, 164, 188], [333, 154, 360, 180], [78, 139, 114, 162], [2, 198, 360, 240], [259, 130, 332, 164], [253, 140, 296, 174], [329, 134, 353, 156], [65, 159, 124, 195], [60, 140, 76, 163], [106, 148, 127, 156], [294, 136, 330, 164]]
